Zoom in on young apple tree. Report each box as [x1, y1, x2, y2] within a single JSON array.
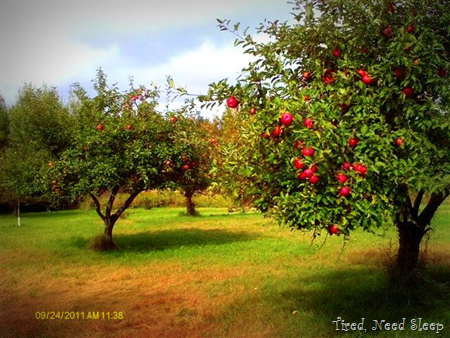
[[45, 70, 187, 249], [168, 110, 217, 216], [201, 0, 450, 275]]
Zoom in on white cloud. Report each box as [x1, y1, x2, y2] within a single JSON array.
[[101, 38, 255, 118]]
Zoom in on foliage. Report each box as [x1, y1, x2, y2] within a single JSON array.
[[167, 108, 218, 214], [43, 69, 194, 247], [0, 94, 8, 150], [0, 85, 72, 208], [202, 0, 450, 237]]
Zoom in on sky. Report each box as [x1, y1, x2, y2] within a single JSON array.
[[0, 0, 294, 117]]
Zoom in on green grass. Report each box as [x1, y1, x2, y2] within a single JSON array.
[[1, 206, 449, 338]]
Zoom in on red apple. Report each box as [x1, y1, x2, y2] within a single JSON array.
[[329, 225, 339, 235], [303, 71, 312, 80], [342, 162, 352, 171], [281, 112, 293, 127], [293, 158, 304, 170], [249, 107, 257, 115], [304, 95, 311, 102], [294, 140, 305, 149], [96, 124, 104, 131], [396, 137, 404, 146], [357, 165, 367, 175], [332, 48, 341, 58], [336, 173, 348, 184], [170, 116, 177, 123], [339, 187, 351, 197], [383, 27, 393, 37], [262, 132, 270, 139], [304, 119, 314, 129], [357, 69, 367, 77], [395, 68, 406, 80], [182, 155, 189, 162], [402, 87, 414, 97], [303, 169, 314, 178], [271, 125, 282, 137], [353, 164, 367, 175], [182, 164, 190, 170], [210, 138, 218, 145], [438, 69, 447, 77], [125, 124, 133, 131], [322, 69, 335, 85], [226, 96, 239, 109], [309, 175, 320, 184], [297, 171, 308, 180], [407, 25, 415, 33], [302, 147, 315, 157], [349, 138, 359, 148], [310, 164, 318, 173], [362, 75, 374, 85]]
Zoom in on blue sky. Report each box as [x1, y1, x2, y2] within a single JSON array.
[[0, 0, 293, 116]]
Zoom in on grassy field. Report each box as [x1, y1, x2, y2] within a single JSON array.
[[1, 206, 449, 338]]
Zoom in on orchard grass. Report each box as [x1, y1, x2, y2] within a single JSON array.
[[0, 206, 449, 338]]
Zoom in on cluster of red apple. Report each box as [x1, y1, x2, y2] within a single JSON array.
[[294, 157, 320, 184]]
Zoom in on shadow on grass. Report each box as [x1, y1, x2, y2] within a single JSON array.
[[213, 259, 450, 337], [70, 228, 259, 253], [268, 265, 450, 337]]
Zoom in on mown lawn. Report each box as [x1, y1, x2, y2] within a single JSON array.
[[1, 206, 449, 338]]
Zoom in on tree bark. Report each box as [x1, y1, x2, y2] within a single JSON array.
[[396, 220, 425, 273], [185, 190, 197, 216], [103, 218, 116, 250], [395, 191, 448, 275]]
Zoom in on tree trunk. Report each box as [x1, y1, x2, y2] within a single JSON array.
[[102, 218, 117, 250], [185, 190, 197, 216], [394, 191, 448, 277], [396, 220, 425, 273], [89, 187, 142, 251]]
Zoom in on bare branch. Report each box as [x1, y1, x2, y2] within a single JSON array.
[[89, 193, 105, 222]]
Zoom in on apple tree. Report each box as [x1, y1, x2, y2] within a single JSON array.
[[167, 110, 217, 216], [45, 70, 187, 249], [0, 85, 73, 216], [201, 0, 450, 275]]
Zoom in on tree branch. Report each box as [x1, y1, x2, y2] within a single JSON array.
[[105, 186, 120, 219], [418, 192, 449, 227], [412, 191, 424, 218], [89, 192, 105, 222], [111, 189, 142, 224]]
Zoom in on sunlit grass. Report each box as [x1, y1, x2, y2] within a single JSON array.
[[1, 205, 449, 337]]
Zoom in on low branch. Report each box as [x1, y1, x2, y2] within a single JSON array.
[[412, 191, 424, 218], [418, 192, 449, 227], [111, 189, 142, 224], [89, 193, 105, 222]]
